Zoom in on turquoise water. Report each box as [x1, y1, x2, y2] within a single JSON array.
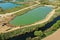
[[0, 2, 21, 10], [10, 6, 52, 26]]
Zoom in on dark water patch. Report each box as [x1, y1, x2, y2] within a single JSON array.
[[7, 31, 35, 40], [7, 16, 60, 40]]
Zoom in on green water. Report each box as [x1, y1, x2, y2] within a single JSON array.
[[10, 6, 52, 26]]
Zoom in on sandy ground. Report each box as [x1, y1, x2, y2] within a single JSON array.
[[42, 28, 60, 40], [0, 26, 11, 33]]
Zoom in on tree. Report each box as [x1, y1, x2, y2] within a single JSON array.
[[34, 30, 43, 37]]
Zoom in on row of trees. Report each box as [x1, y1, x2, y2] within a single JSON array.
[[26, 30, 44, 40], [0, 23, 45, 40]]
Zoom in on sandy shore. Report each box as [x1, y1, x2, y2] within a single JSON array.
[[42, 28, 60, 40]]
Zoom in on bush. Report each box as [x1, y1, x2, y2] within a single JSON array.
[[34, 30, 43, 37]]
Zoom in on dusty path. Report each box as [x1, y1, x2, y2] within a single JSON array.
[[42, 28, 60, 40], [2, 9, 56, 33]]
